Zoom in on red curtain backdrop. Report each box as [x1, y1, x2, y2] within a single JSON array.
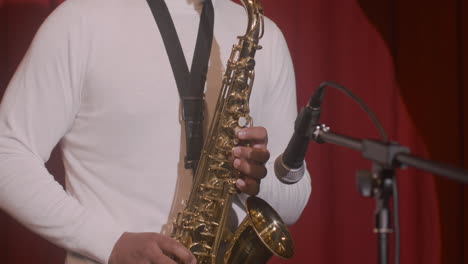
[[1, 0, 466, 263]]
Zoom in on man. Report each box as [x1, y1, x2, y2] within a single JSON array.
[[0, 0, 311, 263]]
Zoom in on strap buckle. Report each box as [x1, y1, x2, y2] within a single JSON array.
[[182, 96, 204, 171], [182, 96, 205, 121]]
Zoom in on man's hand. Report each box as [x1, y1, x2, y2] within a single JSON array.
[[109, 232, 196, 264], [233, 127, 270, 196]]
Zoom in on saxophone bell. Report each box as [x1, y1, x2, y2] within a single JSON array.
[[223, 196, 294, 263]]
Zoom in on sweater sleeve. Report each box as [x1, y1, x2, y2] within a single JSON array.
[[255, 20, 312, 226], [0, 2, 123, 263]]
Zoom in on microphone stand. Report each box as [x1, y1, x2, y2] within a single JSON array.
[[311, 124, 468, 264]]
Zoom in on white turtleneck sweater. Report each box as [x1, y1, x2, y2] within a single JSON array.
[[0, 0, 311, 263]]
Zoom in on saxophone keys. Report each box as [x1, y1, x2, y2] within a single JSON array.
[[190, 243, 212, 258], [193, 224, 209, 241], [245, 58, 256, 70], [200, 232, 216, 237]]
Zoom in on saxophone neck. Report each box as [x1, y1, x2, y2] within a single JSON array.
[[238, 0, 264, 60]]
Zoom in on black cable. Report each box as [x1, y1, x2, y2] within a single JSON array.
[[313, 81, 388, 142], [316, 81, 399, 264]]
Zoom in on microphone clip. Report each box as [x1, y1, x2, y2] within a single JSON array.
[[295, 105, 322, 139], [312, 123, 330, 144]]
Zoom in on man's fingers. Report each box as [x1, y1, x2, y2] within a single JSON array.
[[108, 232, 195, 264], [142, 236, 177, 264], [237, 127, 268, 145], [155, 235, 195, 264], [233, 158, 267, 179], [233, 146, 270, 164], [236, 177, 260, 196], [147, 251, 177, 264]]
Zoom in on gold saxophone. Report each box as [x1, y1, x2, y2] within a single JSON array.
[[171, 0, 293, 263]]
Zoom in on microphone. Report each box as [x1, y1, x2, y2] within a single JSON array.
[[274, 83, 326, 184]]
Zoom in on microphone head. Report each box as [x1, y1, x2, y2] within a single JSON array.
[[274, 154, 305, 184]]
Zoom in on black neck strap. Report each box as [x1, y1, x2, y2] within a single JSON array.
[[146, 0, 214, 173]]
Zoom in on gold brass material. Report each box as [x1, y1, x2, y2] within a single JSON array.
[[223, 196, 294, 263], [171, 0, 294, 263]]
